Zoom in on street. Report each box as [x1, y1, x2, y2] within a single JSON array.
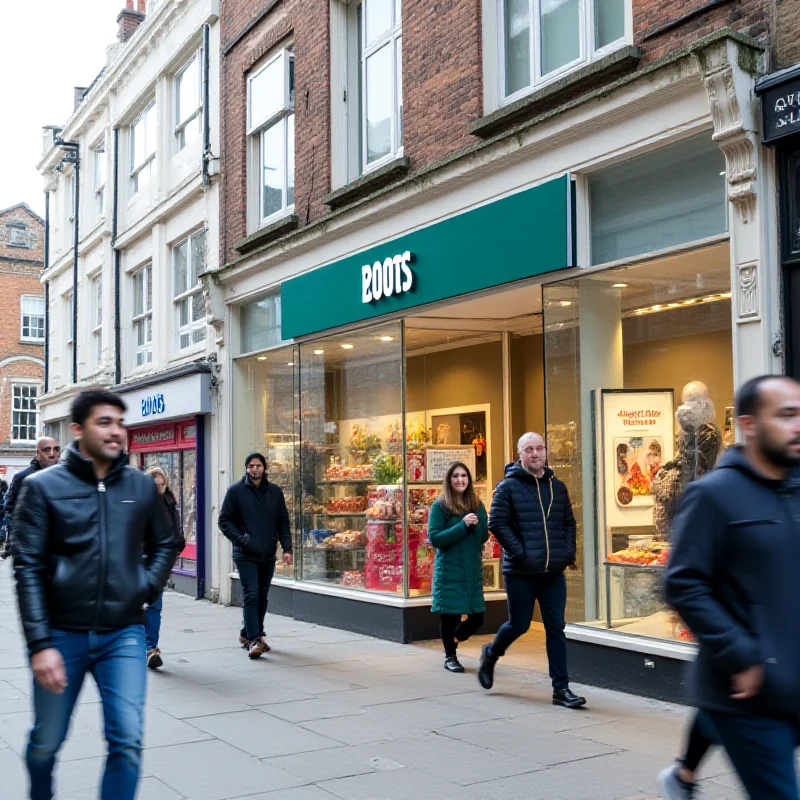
[[0, 565, 744, 800]]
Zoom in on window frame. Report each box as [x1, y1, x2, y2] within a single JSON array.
[[496, 0, 631, 108], [130, 101, 156, 195], [8, 227, 29, 248], [92, 275, 103, 369], [132, 265, 153, 367], [247, 47, 296, 229], [175, 52, 203, 153], [65, 291, 75, 380], [20, 295, 45, 343], [93, 140, 107, 218], [10, 382, 40, 444], [172, 230, 207, 351]]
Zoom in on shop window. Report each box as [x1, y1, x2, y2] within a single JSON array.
[[92, 275, 102, 369], [172, 230, 207, 350], [542, 239, 733, 641], [130, 101, 156, 195], [240, 292, 283, 354], [299, 323, 403, 593], [247, 47, 295, 228], [132, 265, 153, 366], [93, 141, 107, 219], [499, 0, 628, 103], [12, 384, 39, 442], [589, 134, 728, 265], [20, 295, 45, 342], [175, 53, 202, 153]]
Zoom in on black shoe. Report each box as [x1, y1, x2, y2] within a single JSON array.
[[444, 656, 465, 673], [477, 644, 496, 689], [552, 687, 586, 709]]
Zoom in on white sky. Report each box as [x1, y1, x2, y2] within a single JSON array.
[[0, 1, 119, 216]]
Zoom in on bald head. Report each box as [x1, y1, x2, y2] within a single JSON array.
[[36, 437, 60, 468], [518, 432, 546, 476]]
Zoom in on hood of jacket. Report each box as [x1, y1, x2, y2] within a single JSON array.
[[503, 460, 555, 484], [62, 441, 129, 486]]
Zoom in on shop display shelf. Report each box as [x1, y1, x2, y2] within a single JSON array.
[[302, 545, 366, 552], [315, 512, 369, 518], [317, 479, 374, 486], [364, 517, 401, 523], [603, 560, 665, 570]]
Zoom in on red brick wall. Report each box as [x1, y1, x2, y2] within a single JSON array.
[[775, 0, 800, 68]]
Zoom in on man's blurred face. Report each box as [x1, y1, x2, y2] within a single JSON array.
[[741, 379, 800, 469], [72, 405, 126, 464], [519, 433, 547, 474], [37, 438, 60, 467], [247, 459, 265, 483]]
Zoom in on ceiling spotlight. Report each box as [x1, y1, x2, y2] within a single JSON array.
[[560, 300, 572, 307], [341, 344, 354, 350], [257, 356, 267, 361], [314, 349, 324, 355], [379, 336, 394, 342], [287, 362, 294, 366], [612, 283, 628, 289]]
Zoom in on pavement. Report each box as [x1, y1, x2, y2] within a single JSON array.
[[0, 563, 746, 800]]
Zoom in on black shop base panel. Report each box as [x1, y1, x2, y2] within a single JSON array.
[[567, 638, 690, 705], [231, 579, 510, 643]]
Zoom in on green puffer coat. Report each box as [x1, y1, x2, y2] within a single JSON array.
[[428, 499, 489, 615]]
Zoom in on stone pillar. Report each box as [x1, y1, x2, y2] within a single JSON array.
[[695, 37, 783, 385]]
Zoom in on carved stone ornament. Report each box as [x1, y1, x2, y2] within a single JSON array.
[[43, 169, 59, 194], [695, 40, 758, 224], [738, 261, 759, 319], [201, 273, 225, 345]]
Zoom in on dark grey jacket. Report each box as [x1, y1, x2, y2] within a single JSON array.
[[666, 447, 800, 718]]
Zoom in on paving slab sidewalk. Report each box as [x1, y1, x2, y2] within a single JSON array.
[[0, 563, 744, 799]]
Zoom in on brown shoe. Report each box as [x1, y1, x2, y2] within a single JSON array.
[[248, 640, 266, 659], [239, 634, 248, 649], [261, 636, 271, 652], [146, 648, 163, 669]]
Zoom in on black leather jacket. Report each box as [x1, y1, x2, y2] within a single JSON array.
[[13, 444, 176, 654]]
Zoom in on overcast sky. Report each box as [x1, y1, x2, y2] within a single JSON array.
[[0, 1, 119, 216]]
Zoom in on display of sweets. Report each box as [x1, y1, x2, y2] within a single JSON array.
[[326, 496, 368, 514], [324, 463, 374, 481], [365, 485, 402, 519], [406, 450, 425, 482], [341, 570, 366, 588], [317, 530, 367, 549]]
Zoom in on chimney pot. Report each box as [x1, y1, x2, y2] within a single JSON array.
[[117, 2, 146, 44]]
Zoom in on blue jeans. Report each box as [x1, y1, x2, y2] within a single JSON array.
[[706, 710, 800, 798], [26, 625, 147, 800], [145, 594, 163, 651], [489, 571, 569, 690]]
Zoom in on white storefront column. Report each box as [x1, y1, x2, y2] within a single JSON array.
[[696, 38, 783, 385]]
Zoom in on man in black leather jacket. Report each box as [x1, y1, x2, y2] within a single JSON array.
[[478, 432, 586, 709], [13, 389, 176, 800]]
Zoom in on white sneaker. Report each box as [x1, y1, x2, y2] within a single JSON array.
[[658, 764, 697, 798]]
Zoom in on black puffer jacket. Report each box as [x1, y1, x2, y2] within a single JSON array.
[[4, 459, 43, 547], [489, 462, 576, 575], [163, 488, 186, 552], [218, 475, 292, 562], [13, 444, 176, 655]]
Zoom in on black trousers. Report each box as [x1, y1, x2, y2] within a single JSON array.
[[235, 558, 276, 642], [440, 613, 484, 657], [682, 709, 716, 772], [489, 571, 569, 690]]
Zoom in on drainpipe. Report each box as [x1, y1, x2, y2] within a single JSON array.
[[201, 23, 211, 188], [43, 190, 50, 394], [112, 127, 122, 385]]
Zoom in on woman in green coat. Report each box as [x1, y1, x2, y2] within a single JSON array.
[[428, 461, 489, 672]]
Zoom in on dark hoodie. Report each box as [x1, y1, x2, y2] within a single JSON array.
[[489, 461, 576, 575], [666, 446, 800, 718]]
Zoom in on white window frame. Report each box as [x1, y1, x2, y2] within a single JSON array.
[[91, 275, 103, 369], [492, 0, 632, 109], [20, 295, 45, 343], [172, 230, 207, 351], [132, 265, 153, 367], [93, 141, 107, 219], [10, 383, 40, 444], [8, 227, 28, 247], [130, 102, 156, 195], [65, 291, 75, 380], [175, 53, 203, 152], [247, 47, 295, 229]]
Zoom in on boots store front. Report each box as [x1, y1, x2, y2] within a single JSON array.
[[221, 38, 779, 699]]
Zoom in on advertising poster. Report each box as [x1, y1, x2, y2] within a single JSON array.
[[425, 446, 477, 482], [600, 389, 674, 529]]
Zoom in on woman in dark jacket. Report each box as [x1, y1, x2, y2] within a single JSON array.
[[144, 467, 186, 669], [428, 461, 489, 673]]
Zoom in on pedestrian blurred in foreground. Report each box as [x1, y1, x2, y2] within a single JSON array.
[[143, 466, 186, 670], [428, 461, 489, 673], [219, 452, 292, 659], [13, 389, 176, 800], [1, 436, 60, 559], [478, 432, 586, 709], [666, 375, 800, 799]]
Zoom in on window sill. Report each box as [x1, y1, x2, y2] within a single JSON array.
[[324, 156, 411, 210], [471, 45, 641, 140], [235, 213, 299, 255], [20, 339, 45, 346], [168, 343, 206, 363]]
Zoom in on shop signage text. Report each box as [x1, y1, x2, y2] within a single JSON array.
[[141, 393, 166, 418], [130, 428, 175, 446], [617, 409, 663, 428], [361, 251, 414, 304], [759, 71, 800, 143]]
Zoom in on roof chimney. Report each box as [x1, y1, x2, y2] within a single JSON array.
[[117, 0, 146, 44]]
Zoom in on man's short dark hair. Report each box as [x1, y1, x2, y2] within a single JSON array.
[[70, 389, 127, 427], [735, 375, 796, 418]]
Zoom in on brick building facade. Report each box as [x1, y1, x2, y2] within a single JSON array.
[[0, 204, 45, 479]]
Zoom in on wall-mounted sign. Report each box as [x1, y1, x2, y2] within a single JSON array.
[[362, 251, 414, 303], [757, 68, 800, 144], [141, 393, 165, 418], [426, 446, 477, 482]]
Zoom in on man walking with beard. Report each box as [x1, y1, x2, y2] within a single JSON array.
[[666, 375, 800, 798], [0, 436, 60, 559], [13, 389, 176, 800]]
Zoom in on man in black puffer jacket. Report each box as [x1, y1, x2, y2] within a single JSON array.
[[478, 432, 586, 709], [13, 389, 176, 800], [219, 453, 292, 659]]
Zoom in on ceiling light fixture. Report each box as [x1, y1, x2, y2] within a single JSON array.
[[612, 283, 628, 289], [287, 362, 294, 366], [314, 349, 324, 355], [341, 344, 354, 350], [257, 356, 267, 361], [560, 300, 572, 307], [627, 292, 732, 318], [379, 336, 394, 342]]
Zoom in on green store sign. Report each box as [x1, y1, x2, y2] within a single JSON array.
[[281, 175, 575, 340]]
